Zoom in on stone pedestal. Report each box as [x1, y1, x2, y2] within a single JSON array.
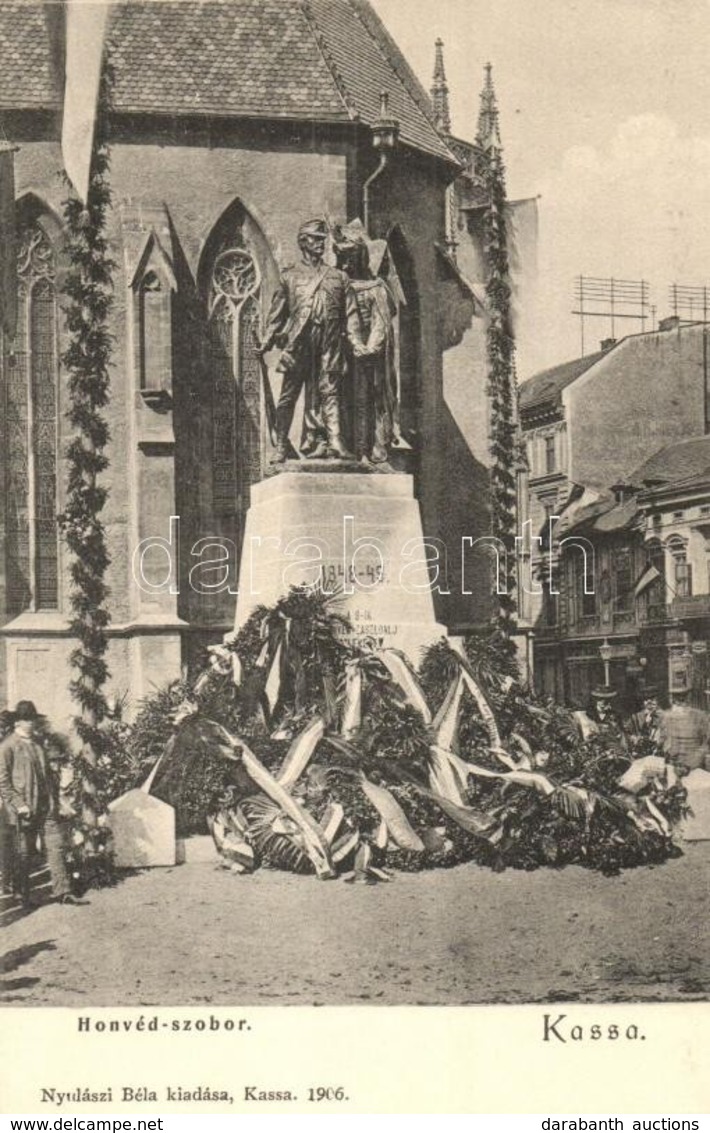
[[108, 788, 176, 868], [234, 469, 446, 662]]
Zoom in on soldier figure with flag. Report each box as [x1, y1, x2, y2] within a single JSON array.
[[256, 218, 359, 464], [333, 220, 399, 465]]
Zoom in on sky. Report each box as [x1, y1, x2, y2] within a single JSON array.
[[371, 0, 710, 377]]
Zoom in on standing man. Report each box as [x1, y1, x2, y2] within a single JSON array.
[[256, 218, 358, 463], [627, 685, 663, 747], [0, 701, 75, 906], [573, 686, 627, 749], [334, 225, 398, 465], [660, 688, 710, 771], [0, 709, 16, 900]]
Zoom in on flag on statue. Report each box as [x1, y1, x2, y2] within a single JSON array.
[[61, 1, 112, 204]]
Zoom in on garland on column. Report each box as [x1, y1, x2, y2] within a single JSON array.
[[476, 65, 518, 650], [58, 70, 115, 843]]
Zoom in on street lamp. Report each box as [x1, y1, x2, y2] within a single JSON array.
[[599, 637, 612, 688]]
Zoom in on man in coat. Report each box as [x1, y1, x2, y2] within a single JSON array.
[[659, 688, 710, 771], [256, 218, 359, 463], [626, 685, 664, 747], [574, 686, 627, 748], [0, 701, 75, 906]]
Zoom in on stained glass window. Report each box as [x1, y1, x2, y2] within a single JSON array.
[[208, 247, 261, 524], [4, 222, 58, 614]]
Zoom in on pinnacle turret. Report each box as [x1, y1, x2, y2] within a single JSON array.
[[476, 62, 502, 152], [430, 37, 452, 135]]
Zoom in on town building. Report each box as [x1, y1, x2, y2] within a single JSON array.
[[0, 1, 535, 725], [533, 434, 710, 710], [518, 319, 710, 636]]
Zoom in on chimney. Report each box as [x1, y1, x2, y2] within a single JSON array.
[[600, 337, 616, 353], [612, 482, 635, 504], [658, 315, 680, 332]]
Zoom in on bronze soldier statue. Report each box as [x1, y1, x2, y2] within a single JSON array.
[[334, 223, 398, 464], [256, 218, 358, 464]]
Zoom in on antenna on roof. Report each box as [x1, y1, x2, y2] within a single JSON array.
[[572, 275, 651, 356], [669, 283, 710, 325]]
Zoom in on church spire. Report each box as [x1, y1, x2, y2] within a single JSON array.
[[476, 62, 502, 152], [430, 37, 451, 135]]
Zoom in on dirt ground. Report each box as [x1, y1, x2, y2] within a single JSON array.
[[1, 843, 708, 1006]]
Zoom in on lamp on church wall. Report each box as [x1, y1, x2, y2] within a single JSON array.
[[363, 90, 400, 235]]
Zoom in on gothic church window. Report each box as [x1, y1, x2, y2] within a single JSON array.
[[207, 247, 262, 523], [4, 221, 59, 614]]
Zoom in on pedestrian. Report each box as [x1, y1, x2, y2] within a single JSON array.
[[659, 688, 710, 771], [574, 686, 627, 748], [0, 709, 16, 899], [626, 685, 663, 747], [0, 700, 78, 907], [42, 737, 77, 904]]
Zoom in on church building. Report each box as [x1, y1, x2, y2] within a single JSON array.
[[0, 0, 534, 725]]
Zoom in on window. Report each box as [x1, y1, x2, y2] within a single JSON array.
[[674, 556, 692, 598], [542, 587, 558, 627], [614, 547, 633, 611], [545, 434, 556, 475], [566, 544, 596, 622], [4, 221, 58, 613], [208, 247, 262, 520], [667, 538, 691, 599]]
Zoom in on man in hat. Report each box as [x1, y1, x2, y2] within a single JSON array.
[[626, 685, 663, 747], [256, 218, 359, 463], [574, 686, 627, 746], [334, 222, 398, 464], [0, 701, 75, 906]]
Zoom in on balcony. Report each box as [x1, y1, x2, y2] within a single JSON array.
[[637, 603, 672, 626], [670, 594, 710, 620]]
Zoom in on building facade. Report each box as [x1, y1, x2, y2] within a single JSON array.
[[533, 435, 710, 710]]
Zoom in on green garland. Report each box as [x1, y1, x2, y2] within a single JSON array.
[[476, 71, 518, 649], [58, 70, 115, 836]]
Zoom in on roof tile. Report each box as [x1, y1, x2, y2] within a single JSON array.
[[0, 0, 456, 162]]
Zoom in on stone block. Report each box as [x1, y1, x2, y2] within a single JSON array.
[[681, 768, 710, 842], [108, 788, 176, 868]]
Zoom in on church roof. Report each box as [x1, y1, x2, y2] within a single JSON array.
[[0, 0, 457, 164]]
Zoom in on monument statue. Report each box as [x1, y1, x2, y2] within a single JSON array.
[[335, 222, 399, 465], [256, 217, 358, 464]]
